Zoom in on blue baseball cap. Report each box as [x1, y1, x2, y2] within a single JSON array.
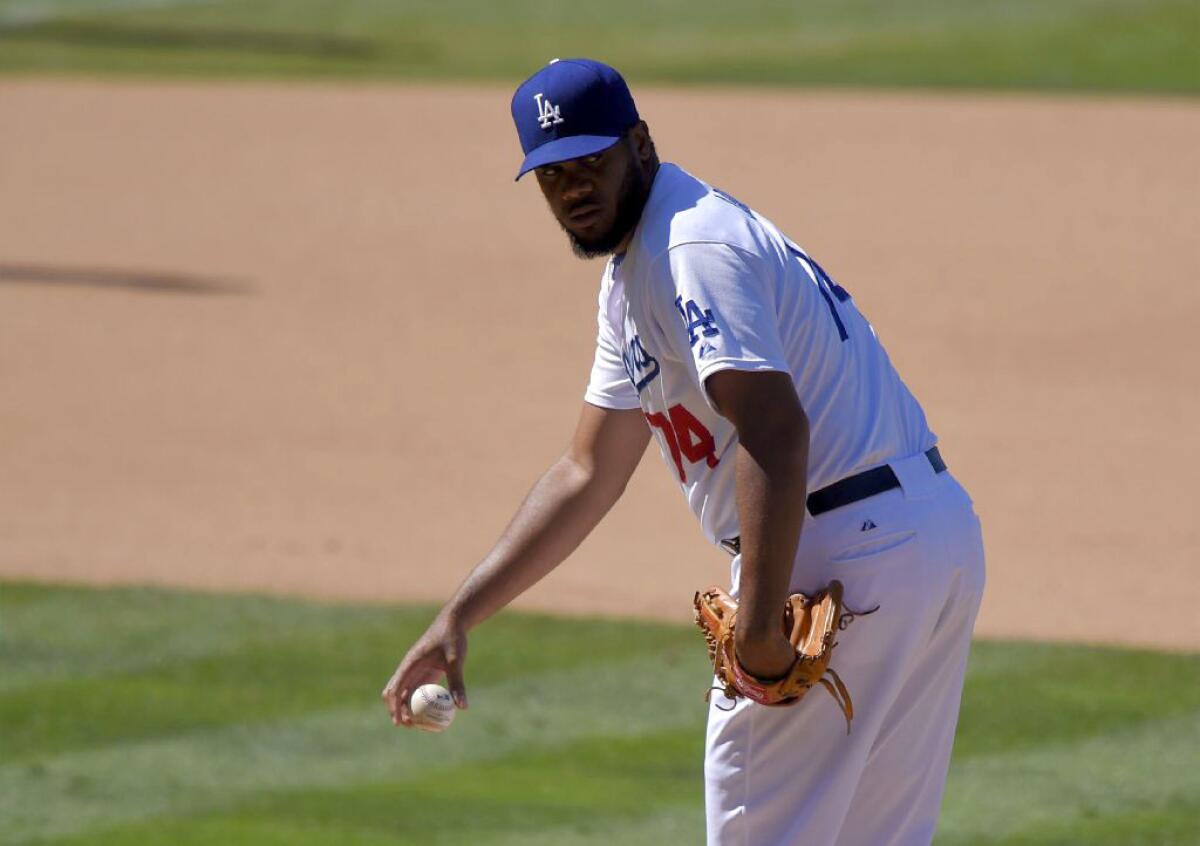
[[511, 58, 639, 181]]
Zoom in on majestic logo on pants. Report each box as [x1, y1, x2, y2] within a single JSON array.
[[534, 93, 564, 129]]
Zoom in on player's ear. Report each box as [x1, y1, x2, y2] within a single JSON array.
[[628, 121, 655, 165]]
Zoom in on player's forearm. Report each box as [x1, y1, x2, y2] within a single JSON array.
[[733, 419, 809, 644], [440, 454, 623, 631]]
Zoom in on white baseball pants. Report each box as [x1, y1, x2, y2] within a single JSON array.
[[705, 452, 986, 846]]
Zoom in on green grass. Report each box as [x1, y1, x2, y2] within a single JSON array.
[[2, 582, 1199, 845], [0, 0, 1196, 93]]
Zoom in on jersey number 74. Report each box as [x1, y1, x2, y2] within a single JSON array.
[[787, 245, 851, 343], [645, 403, 719, 483]]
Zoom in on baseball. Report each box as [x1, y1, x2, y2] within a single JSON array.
[[409, 683, 456, 733]]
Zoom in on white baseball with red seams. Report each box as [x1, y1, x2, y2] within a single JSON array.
[[409, 684, 455, 733]]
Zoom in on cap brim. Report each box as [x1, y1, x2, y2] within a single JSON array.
[[514, 135, 622, 180]]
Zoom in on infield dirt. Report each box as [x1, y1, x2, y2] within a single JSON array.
[[1, 81, 1196, 649]]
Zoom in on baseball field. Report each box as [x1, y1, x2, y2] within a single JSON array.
[[2, 1, 1198, 844]]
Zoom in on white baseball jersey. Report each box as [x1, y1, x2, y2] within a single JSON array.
[[584, 163, 935, 547]]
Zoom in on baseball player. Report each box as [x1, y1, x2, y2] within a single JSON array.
[[382, 58, 986, 845]]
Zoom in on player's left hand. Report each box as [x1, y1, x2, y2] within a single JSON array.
[[734, 630, 797, 680]]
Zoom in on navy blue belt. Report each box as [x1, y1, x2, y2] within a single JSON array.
[[719, 447, 946, 556]]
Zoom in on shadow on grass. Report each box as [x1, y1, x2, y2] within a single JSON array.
[[0, 20, 388, 60], [0, 262, 252, 295]]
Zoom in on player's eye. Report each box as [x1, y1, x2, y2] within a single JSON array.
[[584, 154, 602, 164], [539, 166, 559, 177]]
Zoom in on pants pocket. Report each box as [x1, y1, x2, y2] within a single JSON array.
[[829, 530, 917, 564]]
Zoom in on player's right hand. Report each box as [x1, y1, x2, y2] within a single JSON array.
[[381, 613, 469, 727]]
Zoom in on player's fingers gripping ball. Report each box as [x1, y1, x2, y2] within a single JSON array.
[[693, 580, 877, 733], [409, 683, 457, 733]]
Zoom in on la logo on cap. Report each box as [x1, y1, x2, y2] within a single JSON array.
[[534, 92, 564, 129], [532, 91, 564, 128]]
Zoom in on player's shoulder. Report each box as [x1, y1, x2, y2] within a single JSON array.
[[594, 253, 621, 310], [635, 164, 779, 266]]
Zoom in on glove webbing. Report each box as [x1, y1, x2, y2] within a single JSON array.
[[817, 667, 854, 735], [707, 664, 855, 734]]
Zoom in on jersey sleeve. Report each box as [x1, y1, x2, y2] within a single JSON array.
[[651, 241, 791, 398], [583, 282, 641, 410]]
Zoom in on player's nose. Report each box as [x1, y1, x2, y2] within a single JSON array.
[[560, 173, 595, 202]]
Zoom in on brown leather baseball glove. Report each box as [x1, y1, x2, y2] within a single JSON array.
[[693, 580, 875, 733]]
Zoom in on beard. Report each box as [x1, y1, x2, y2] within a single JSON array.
[[560, 162, 649, 260]]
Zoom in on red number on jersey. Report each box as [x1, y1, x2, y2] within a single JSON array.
[[669, 404, 720, 470], [644, 411, 684, 481], [645, 404, 719, 483]]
